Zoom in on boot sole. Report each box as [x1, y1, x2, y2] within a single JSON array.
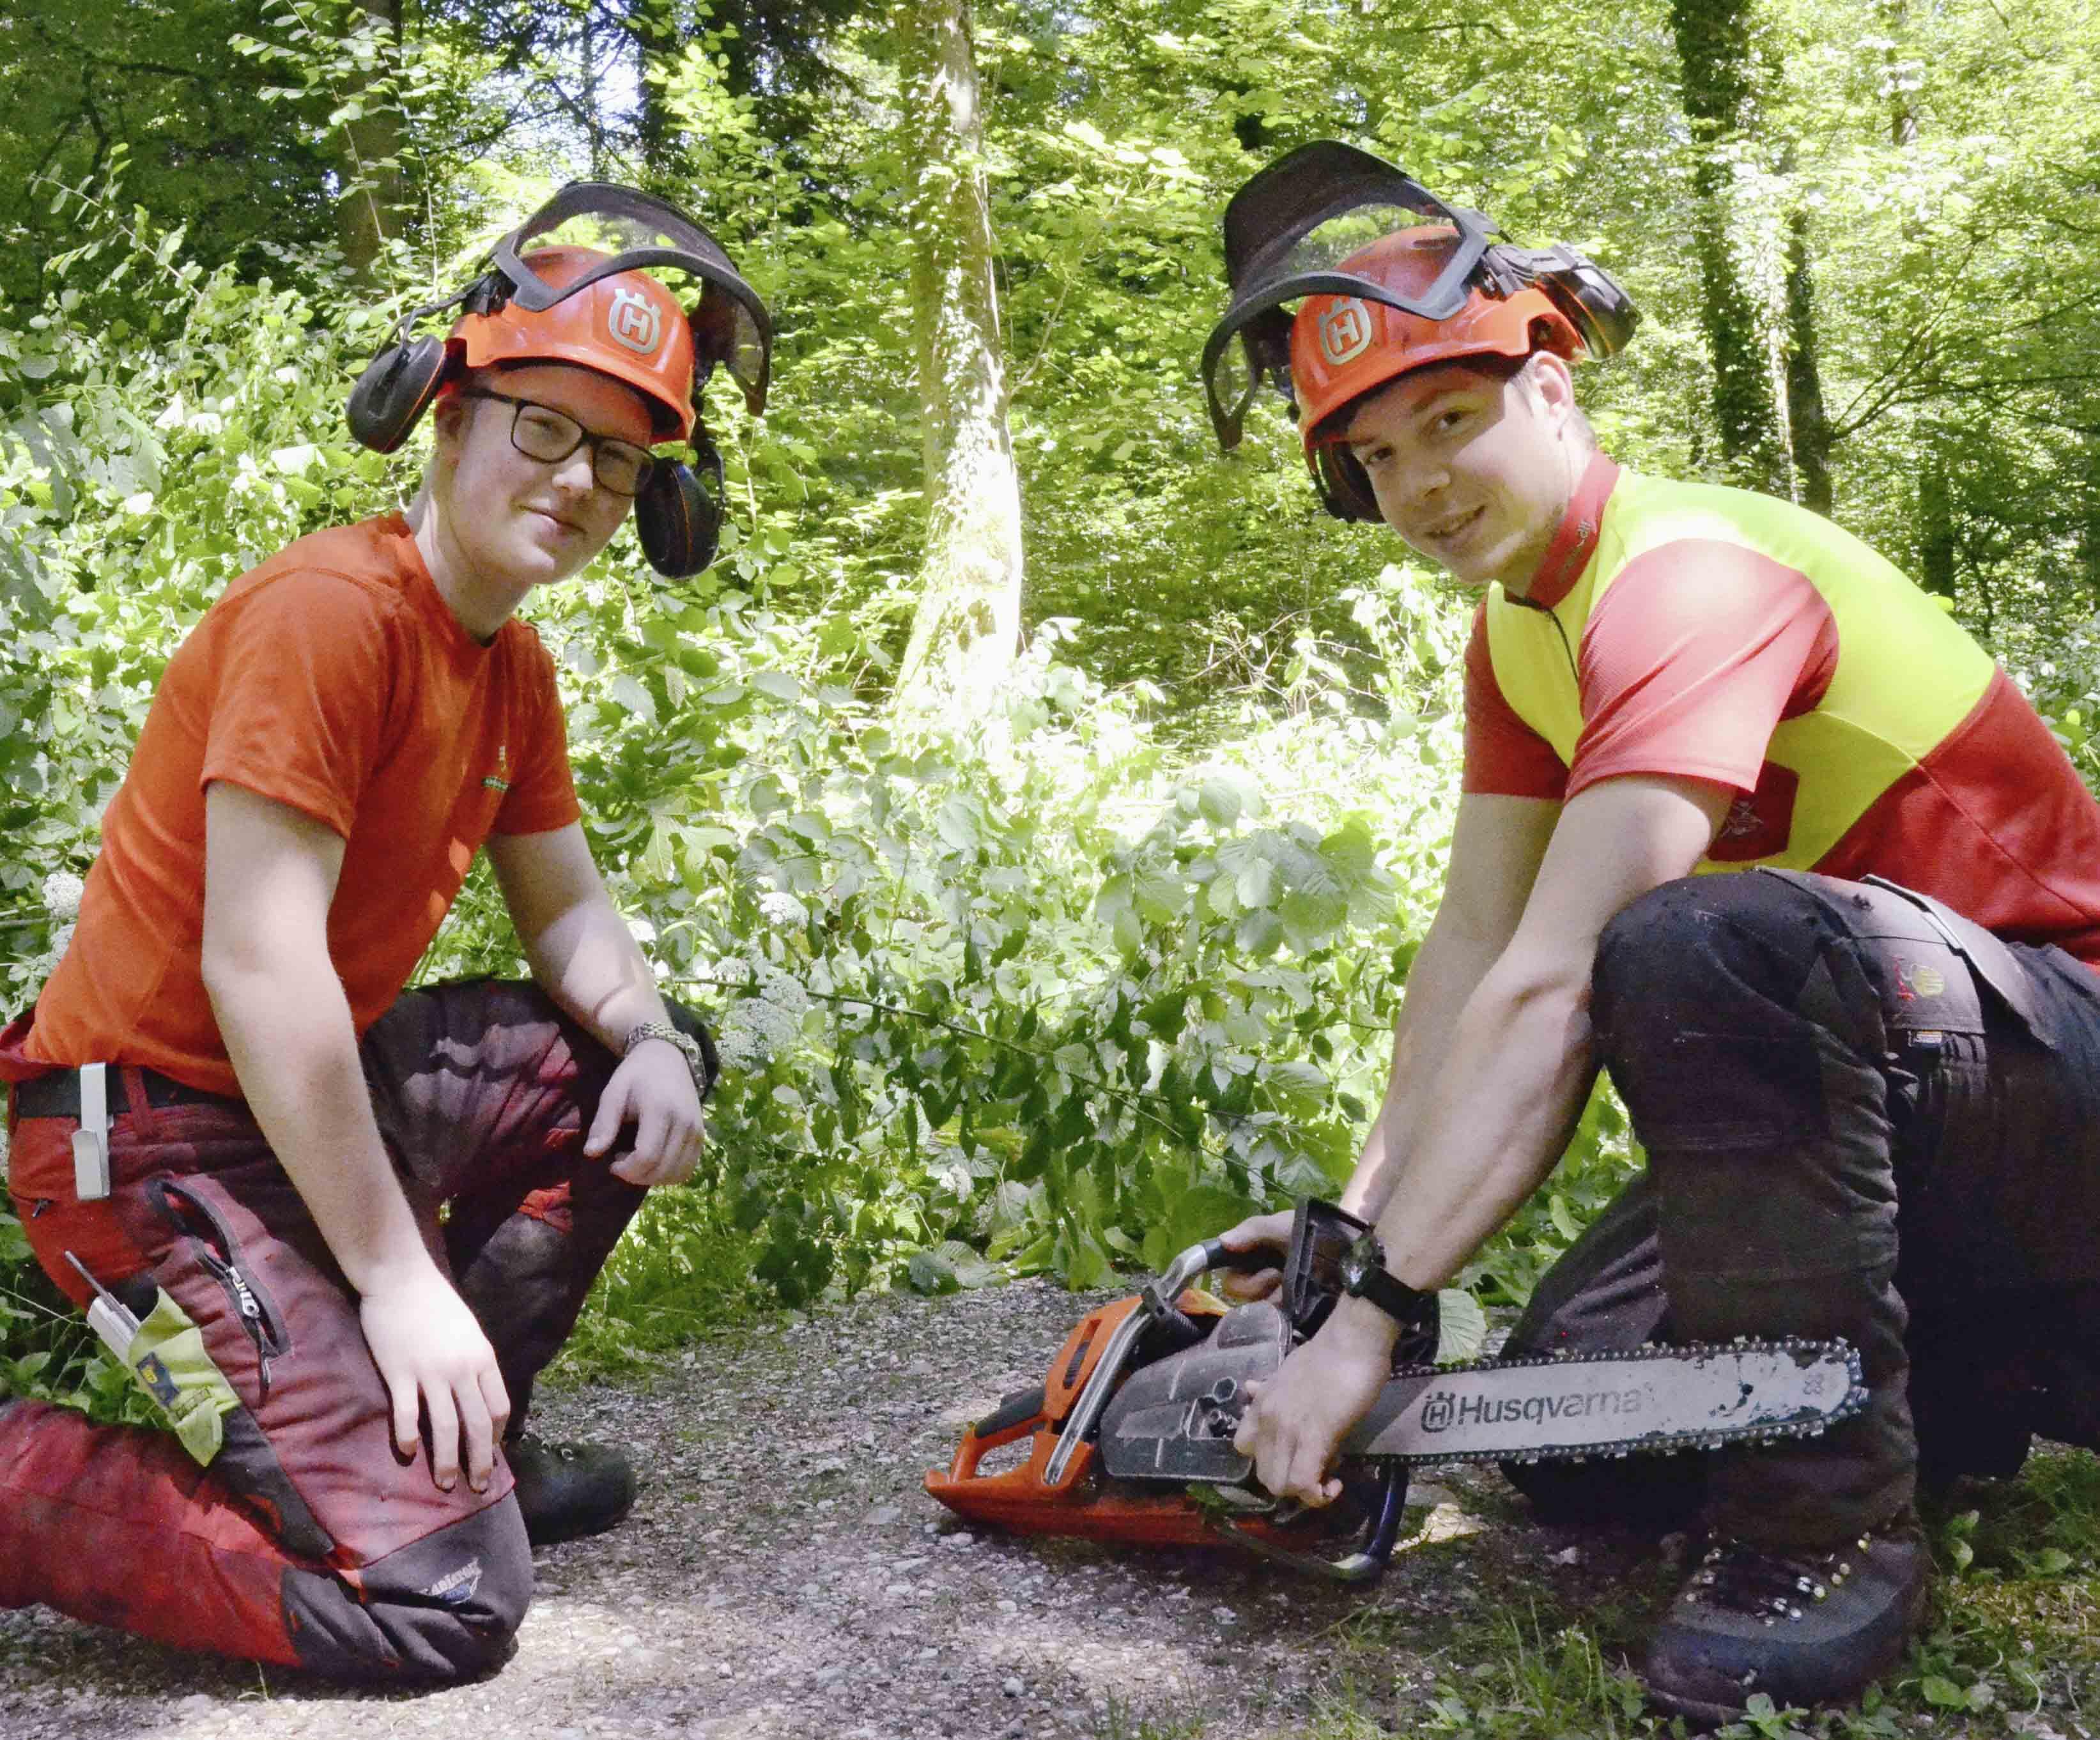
[[1642, 1576, 1927, 1728]]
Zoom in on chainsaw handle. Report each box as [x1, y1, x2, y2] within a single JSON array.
[[1196, 1237, 1276, 1275]]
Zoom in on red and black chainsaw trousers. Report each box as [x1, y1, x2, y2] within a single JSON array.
[[1504, 870, 2100, 1548], [0, 978, 693, 1681]]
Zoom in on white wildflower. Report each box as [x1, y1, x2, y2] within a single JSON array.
[[42, 870, 84, 921], [754, 963, 812, 1020], [713, 996, 802, 1072], [757, 889, 809, 928]]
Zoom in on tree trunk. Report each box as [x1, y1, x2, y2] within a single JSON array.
[[336, 0, 405, 281], [892, 0, 1023, 724], [1669, 0, 1791, 497], [629, 0, 685, 177], [1783, 207, 1834, 514], [1919, 440, 1957, 601]]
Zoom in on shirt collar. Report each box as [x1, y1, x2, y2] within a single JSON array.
[[1518, 451, 1620, 610]]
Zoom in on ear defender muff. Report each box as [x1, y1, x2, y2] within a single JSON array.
[[346, 333, 453, 454], [1308, 444, 1382, 524], [635, 430, 728, 578], [1489, 244, 1641, 360]]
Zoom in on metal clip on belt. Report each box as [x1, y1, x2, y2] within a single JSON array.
[[71, 1062, 111, 1203]]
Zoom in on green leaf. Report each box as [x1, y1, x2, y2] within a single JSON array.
[[1434, 1290, 1488, 1364], [1920, 1676, 1968, 1709], [608, 674, 655, 724], [1197, 776, 1244, 828], [906, 1250, 961, 1295]]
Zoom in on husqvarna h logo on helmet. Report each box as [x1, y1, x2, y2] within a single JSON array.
[[1318, 298, 1374, 367], [606, 286, 663, 355]]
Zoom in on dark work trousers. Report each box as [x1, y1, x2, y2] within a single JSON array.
[[0, 979, 700, 1682], [1502, 871, 2100, 1550]]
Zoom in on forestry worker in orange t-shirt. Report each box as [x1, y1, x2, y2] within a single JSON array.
[[0, 187, 766, 1682]]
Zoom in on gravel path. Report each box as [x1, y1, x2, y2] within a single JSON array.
[[5, 1277, 2074, 1739]]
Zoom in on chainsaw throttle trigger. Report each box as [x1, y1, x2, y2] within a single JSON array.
[[1216, 1463, 1412, 1583]]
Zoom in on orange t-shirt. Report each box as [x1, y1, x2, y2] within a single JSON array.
[[26, 514, 581, 1095]]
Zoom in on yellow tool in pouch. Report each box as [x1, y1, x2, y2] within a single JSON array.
[[125, 1290, 242, 1466], [65, 1251, 242, 1467]]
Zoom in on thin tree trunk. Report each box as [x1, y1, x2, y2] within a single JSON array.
[[1669, 0, 1791, 497], [337, 0, 405, 281], [1919, 440, 1957, 600], [630, 0, 684, 176], [892, 0, 1023, 724], [1784, 208, 1833, 514]]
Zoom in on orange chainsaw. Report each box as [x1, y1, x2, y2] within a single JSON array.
[[927, 1198, 1865, 1580]]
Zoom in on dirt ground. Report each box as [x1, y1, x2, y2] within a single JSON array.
[[0, 1277, 2085, 1739]]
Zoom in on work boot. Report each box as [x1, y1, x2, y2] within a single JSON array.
[[1641, 1520, 1929, 1725], [507, 1435, 637, 1546]]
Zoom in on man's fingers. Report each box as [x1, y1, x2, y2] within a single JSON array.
[[457, 1382, 496, 1493], [482, 1366, 512, 1447], [424, 1385, 461, 1492], [383, 1365, 420, 1463], [585, 1073, 631, 1157], [1220, 1266, 1282, 1302]]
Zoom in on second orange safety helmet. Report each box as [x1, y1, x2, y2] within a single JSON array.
[[449, 245, 699, 441]]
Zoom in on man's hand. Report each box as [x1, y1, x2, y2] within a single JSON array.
[[1214, 1208, 1295, 1301], [359, 1267, 511, 1493], [1232, 1300, 1396, 1506], [587, 1039, 707, 1185]]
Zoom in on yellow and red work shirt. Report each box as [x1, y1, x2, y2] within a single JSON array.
[[1463, 455, 2100, 970]]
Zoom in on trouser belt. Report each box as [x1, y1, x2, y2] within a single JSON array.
[[12, 1067, 243, 1123]]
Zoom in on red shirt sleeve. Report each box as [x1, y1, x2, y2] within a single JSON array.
[[198, 571, 396, 836], [1566, 540, 1838, 800], [491, 629, 582, 836], [1463, 602, 1568, 799]]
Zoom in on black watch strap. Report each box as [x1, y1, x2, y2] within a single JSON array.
[[1342, 1230, 1433, 1328]]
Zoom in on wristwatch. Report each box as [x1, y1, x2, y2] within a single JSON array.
[[1338, 1228, 1433, 1328], [624, 1020, 716, 1100]]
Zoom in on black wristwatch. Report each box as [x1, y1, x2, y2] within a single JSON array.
[[1338, 1229, 1433, 1328]]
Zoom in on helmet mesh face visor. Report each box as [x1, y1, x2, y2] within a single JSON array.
[[499, 183, 772, 414], [1203, 142, 1492, 450]]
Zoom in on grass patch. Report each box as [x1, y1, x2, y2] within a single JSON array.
[[1286, 1449, 2100, 1739], [548, 1187, 766, 1382]]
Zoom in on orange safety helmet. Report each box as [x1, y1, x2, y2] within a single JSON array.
[[1288, 228, 1582, 444], [448, 245, 698, 441]]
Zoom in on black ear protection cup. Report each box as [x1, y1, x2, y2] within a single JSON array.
[[346, 273, 510, 455], [1488, 244, 1641, 360], [635, 430, 727, 578], [346, 334, 454, 454], [1308, 444, 1382, 523]]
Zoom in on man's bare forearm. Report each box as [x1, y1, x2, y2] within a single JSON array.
[[1338, 912, 1509, 1224], [204, 944, 433, 1295], [516, 891, 674, 1053], [1369, 952, 1599, 1290]]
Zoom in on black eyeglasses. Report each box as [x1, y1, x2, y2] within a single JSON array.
[[457, 389, 658, 497]]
